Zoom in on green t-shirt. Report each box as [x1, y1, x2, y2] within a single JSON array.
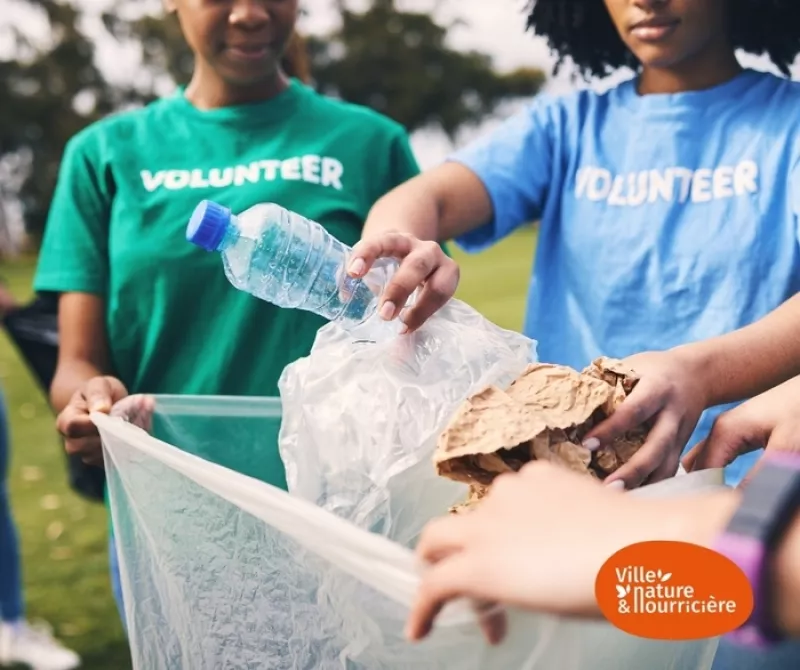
[[35, 79, 420, 401]]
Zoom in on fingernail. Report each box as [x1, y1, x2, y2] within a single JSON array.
[[606, 479, 625, 490], [582, 437, 600, 451], [399, 324, 409, 335], [379, 301, 396, 320], [348, 258, 366, 276]]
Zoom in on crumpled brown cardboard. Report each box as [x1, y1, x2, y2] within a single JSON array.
[[435, 357, 647, 513]]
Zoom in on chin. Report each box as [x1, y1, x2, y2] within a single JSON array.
[[632, 47, 685, 71], [222, 66, 280, 87]]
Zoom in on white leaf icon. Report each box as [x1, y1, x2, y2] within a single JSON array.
[[657, 569, 663, 579], [616, 585, 628, 598], [661, 572, 672, 582]]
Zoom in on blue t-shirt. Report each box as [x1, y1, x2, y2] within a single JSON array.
[[450, 69, 800, 486]]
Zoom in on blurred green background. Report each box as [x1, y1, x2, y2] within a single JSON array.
[[2, 226, 536, 669]]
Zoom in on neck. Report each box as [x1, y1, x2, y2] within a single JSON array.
[[638, 45, 741, 96], [185, 67, 290, 109]]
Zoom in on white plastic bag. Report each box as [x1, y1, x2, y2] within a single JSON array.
[[96, 407, 722, 670], [277, 298, 535, 537]]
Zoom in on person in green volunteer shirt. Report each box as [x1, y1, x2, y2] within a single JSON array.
[[34, 0, 420, 627]]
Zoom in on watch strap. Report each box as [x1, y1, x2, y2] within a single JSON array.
[[713, 450, 800, 647]]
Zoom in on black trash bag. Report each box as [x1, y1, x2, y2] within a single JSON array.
[[2, 293, 106, 502]]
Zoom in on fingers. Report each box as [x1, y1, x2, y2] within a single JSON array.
[[56, 395, 96, 440], [406, 553, 478, 642], [692, 413, 757, 471], [348, 233, 414, 278], [84, 376, 127, 413], [64, 435, 102, 460], [127, 395, 157, 432], [58, 394, 104, 464], [472, 600, 507, 645], [57, 376, 129, 465], [583, 380, 666, 449], [739, 419, 800, 488], [379, 243, 454, 327], [647, 446, 681, 484], [411, 516, 501, 643], [647, 417, 698, 483], [57, 378, 120, 439], [416, 514, 470, 565], [72, 438, 105, 466], [681, 439, 705, 471], [763, 419, 800, 454], [348, 234, 458, 332], [398, 265, 459, 333], [605, 413, 680, 489]]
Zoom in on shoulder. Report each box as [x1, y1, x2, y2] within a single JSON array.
[[64, 97, 179, 159], [298, 84, 410, 140], [495, 83, 624, 134], [746, 69, 800, 99], [737, 70, 800, 160]]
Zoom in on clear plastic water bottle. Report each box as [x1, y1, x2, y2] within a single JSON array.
[[186, 200, 401, 333]]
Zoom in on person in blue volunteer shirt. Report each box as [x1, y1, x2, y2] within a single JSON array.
[[348, 0, 800, 666], [350, 0, 800, 493]]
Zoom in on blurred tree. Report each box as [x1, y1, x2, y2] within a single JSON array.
[[1, 0, 546, 240], [0, 0, 139, 244], [307, 0, 546, 138]]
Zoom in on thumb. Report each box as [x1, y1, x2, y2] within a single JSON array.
[[740, 419, 800, 488], [762, 419, 800, 455], [85, 376, 127, 413], [681, 439, 705, 472], [691, 414, 758, 471], [583, 381, 664, 448]]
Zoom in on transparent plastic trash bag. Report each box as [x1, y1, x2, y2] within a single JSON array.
[[277, 298, 536, 536], [96, 299, 722, 669]]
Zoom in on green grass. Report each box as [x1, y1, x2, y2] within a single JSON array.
[[2, 257, 132, 669], [2, 228, 534, 668], [451, 226, 536, 331]]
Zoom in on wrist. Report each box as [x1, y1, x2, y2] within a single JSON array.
[[670, 343, 716, 409], [653, 489, 741, 547]]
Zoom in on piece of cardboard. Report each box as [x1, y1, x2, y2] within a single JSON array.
[[436, 357, 649, 512]]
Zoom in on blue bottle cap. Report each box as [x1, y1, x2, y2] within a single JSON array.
[[186, 200, 231, 252]]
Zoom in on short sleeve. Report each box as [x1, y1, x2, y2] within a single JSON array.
[[449, 96, 557, 251], [792, 156, 800, 242], [380, 128, 454, 256], [386, 128, 421, 188], [34, 129, 113, 296]]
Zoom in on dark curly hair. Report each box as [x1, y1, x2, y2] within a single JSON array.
[[526, 0, 800, 79]]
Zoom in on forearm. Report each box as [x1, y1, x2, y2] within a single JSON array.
[[362, 163, 493, 242], [362, 176, 444, 241], [676, 294, 800, 407], [50, 358, 109, 413], [52, 292, 118, 413]]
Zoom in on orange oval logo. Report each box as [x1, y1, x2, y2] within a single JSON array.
[[595, 540, 753, 640]]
